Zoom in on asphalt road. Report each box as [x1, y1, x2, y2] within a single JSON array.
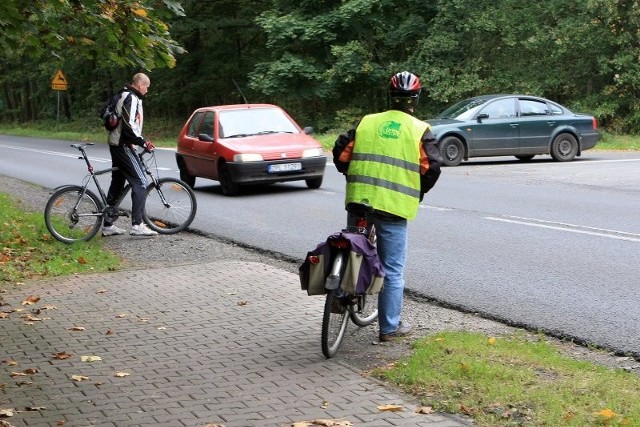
[[1, 135, 639, 357]]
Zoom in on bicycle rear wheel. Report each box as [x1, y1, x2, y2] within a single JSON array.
[[350, 294, 379, 327], [321, 290, 349, 358], [143, 178, 197, 234], [44, 186, 102, 244]]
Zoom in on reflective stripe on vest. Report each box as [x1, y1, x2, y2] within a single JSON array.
[[346, 110, 428, 220]]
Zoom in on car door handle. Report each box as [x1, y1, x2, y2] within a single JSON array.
[[510, 123, 519, 128], [547, 121, 556, 126]]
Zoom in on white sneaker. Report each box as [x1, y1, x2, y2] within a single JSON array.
[[102, 225, 126, 236], [130, 223, 158, 236]]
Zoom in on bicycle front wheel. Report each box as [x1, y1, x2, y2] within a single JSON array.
[[321, 290, 349, 359], [143, 178, 197, 234], [44, 186, 102, 244], [350, 294, 379, 327]]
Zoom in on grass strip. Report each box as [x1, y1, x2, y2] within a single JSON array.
[[374, 331, 640, 426], [0, 193, 120, 285]]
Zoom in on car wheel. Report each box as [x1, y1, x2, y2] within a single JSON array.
[[177, 158, 196, 189], [515, 155, 535, 162], [219, 163, 240, 196], [439, 136, 464, 166], [306, 176, 323, 189], [550, 133, 578, 162]]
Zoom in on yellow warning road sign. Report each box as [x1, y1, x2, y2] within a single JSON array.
[[51, 69, 68, 91]]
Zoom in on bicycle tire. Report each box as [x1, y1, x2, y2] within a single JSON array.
[[350, 294, 379, 327], [143, 178, 197, 234], [44, 186, 103, 244], [321, 289, 349, 359]]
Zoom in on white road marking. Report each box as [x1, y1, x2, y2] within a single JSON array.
[[0, 144, 111, 163], [0, 144, 173, 170], [486, 215, 640, 242]]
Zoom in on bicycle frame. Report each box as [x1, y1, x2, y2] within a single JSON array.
[[45, 143, 197, 243], [73, 143, 168, 215]]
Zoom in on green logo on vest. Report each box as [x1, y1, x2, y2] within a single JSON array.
[[378, 121, 401, 139]]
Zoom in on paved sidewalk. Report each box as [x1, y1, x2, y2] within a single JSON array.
[[0, 261, 470, 426]]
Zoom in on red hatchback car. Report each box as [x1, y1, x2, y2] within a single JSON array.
[[175, 104, 326, 196]]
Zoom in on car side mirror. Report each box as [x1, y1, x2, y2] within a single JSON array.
[[303, 126, 314, 135], [476, 113, 489, 123], [198, 133, 214, 142]]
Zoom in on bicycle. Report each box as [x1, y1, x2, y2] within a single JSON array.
[[321, 201, 380, 359], [44, 143, 197, 244]]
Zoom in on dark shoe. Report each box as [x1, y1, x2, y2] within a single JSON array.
[[379, 321, 414, 342]]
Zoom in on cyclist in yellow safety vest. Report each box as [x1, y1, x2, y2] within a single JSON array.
[[333, 71, 442, 342]]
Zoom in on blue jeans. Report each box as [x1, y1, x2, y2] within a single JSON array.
[[372, 216, 408, 335]]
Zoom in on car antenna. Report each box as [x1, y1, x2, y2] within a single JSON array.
[[232, 79, 249, 104]]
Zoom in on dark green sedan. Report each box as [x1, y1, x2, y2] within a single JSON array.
[[426, 94, 600, 166]]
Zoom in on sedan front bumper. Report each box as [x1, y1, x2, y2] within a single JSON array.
[[226, 156, 326, 185]]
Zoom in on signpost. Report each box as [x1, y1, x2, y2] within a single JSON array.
[[51, 69, 68, 121]]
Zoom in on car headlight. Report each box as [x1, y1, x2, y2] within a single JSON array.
[[233, 153, 263, 162], [302, 148, 324, 158]]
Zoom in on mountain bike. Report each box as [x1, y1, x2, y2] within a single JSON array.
[[44, 143, 197, 244], [321, 201, 379, 359]]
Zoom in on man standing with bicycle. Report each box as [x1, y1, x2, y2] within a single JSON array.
[[333, 71, 442, 342], [103, 73, 158, 237]]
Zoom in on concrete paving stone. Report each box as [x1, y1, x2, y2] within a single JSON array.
[[1, 261, 471, 426]]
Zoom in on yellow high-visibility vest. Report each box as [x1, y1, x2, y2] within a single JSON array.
[[346, 110, 428, 220]]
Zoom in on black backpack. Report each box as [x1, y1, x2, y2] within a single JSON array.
[[98, 90, 126, 131]]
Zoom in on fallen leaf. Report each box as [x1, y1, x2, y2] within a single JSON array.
[[416, 406, 435, 414], [10, 368, 37, 378], [51, 352, 73, 360], [114, 372, 130, 377], [156, 327, 166, 330], [0, 408, 14, 417], [21, 295, 40, 306], [290, 420, 353, 427], [80, 356, 102, 363], [115, 313, 128, 318], [68, 326, 86, 331], [1, 360, 18, 366], [40, 304, 57, 310], [137, 317, 149, 322], [105, 329, 113, 335], [24, 406, 46, 411], [70, 375, 90, 382], [96, 289, 108, 294], [377, 404, 403, 412], [320, 400, 329, 409], [0, 313, 9, 319], [77, 257, 87, 264], [15, 381, 32, 386], [237, 300, 249, 306], [57, 420, 66, 426], [21, 315, 44, 322], [487, 337, 497, 345], [595, 408, 617, 420], [9, 373, 27, 378]]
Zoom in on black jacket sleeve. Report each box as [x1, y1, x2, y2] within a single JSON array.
[[332, 128, 356, 174], [420, 129, 442, 201]]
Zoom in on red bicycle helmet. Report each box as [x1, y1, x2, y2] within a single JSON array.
[[389, 71, 422, 110]]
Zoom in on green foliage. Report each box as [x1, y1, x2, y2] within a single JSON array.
[[0, 193, 120, 284], [6, 0, 640, 132], [376, 331, 640, 425]]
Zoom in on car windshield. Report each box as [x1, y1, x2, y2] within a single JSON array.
[[437, 98, 489, 120], [219, 107, 299, 138]]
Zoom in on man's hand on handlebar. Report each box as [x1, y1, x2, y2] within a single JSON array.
[[143, 140, 155, 152]]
